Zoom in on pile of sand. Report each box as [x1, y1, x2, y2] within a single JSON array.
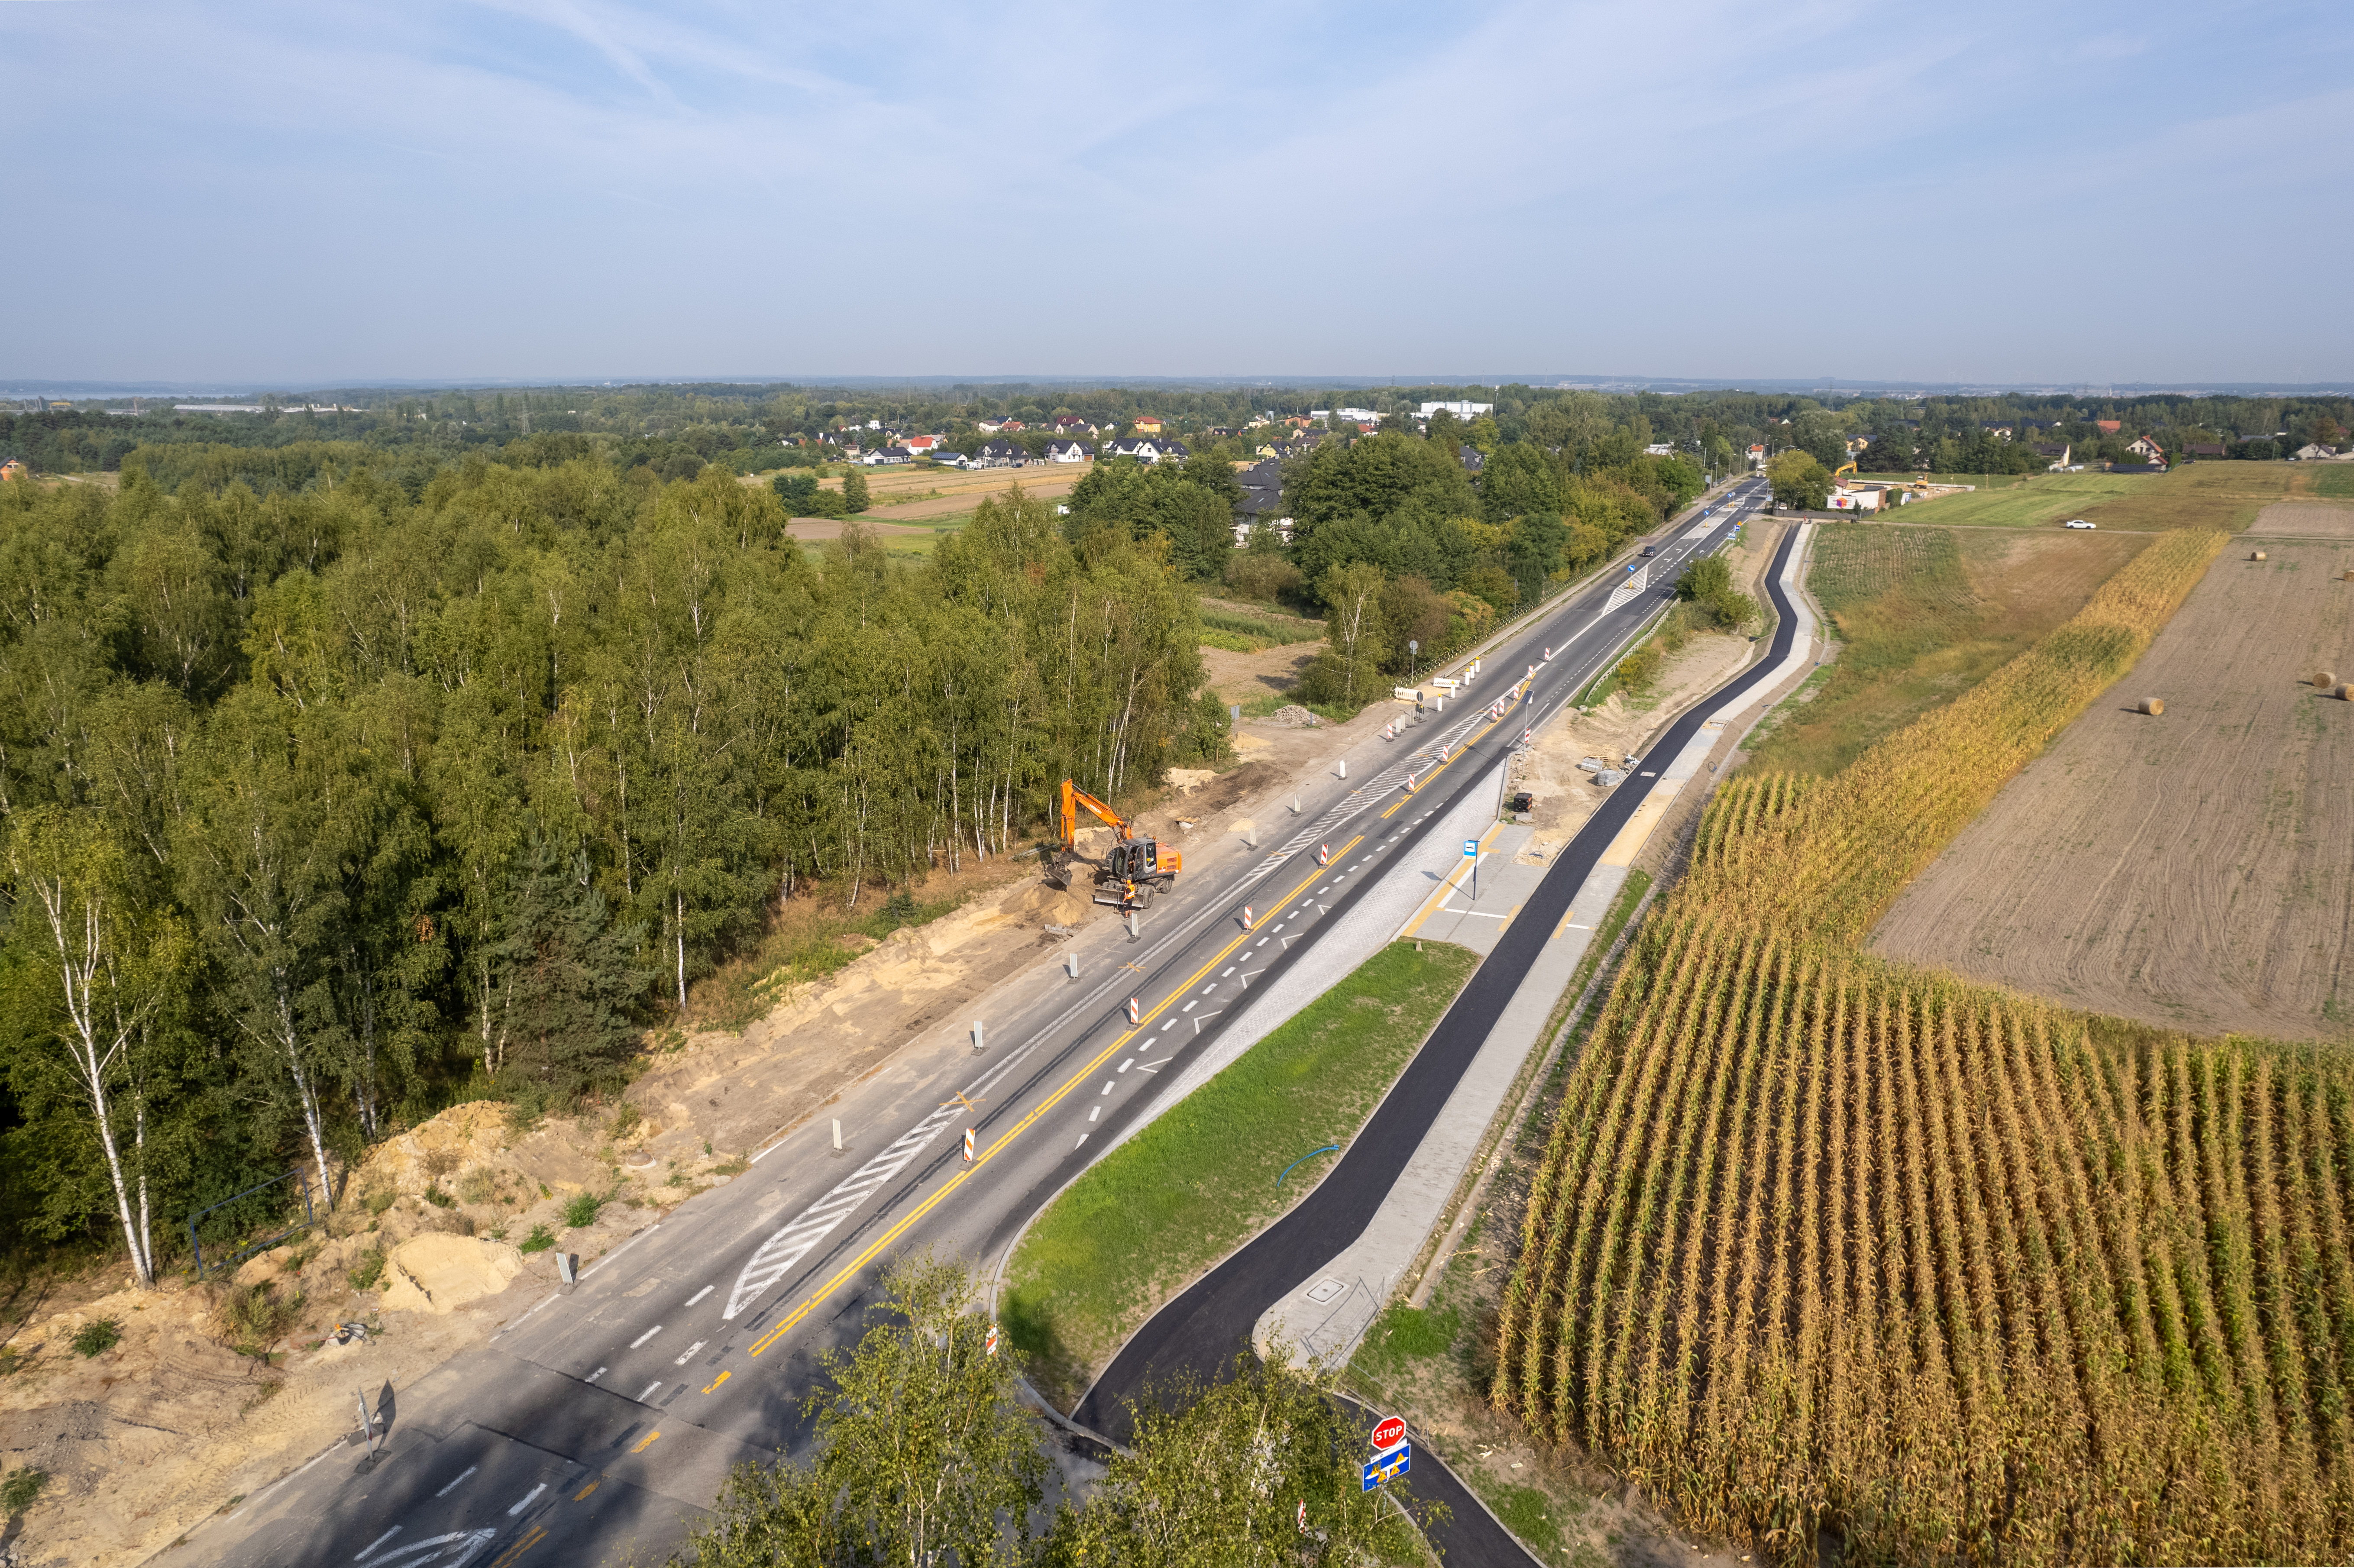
[[377, 1235, 527, 1315], [361, 1102, 511, 1196], [1164, 768, 1216, 792]]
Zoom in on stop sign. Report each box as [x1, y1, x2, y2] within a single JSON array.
[[1371, 1416, 1406, 1451]]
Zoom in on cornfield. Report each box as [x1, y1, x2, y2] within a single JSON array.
[[1488, 529, 2354, 1563], [1495, 929, 2354, 1564]]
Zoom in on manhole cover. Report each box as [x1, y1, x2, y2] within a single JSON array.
[[1304, 1277, 1345, 1304]]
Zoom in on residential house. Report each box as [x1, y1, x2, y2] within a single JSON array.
[[975, 417, 1025, 434], [1206, 427, 1233, 438], [2094, 420, 2122, 435], [2125, 436, 2166, 465], [977, 440, 1028, 468], [1045, 440, 1095, 463], [1109, 437, 1186, 464], [2292, 443, 2341, 461], [1980, 424, 2015, 439], [860, 446, 913, 466], [1232, 458, 1293, 545], [1746, 443, 1767, 468], [2031, 441, 2072, 470], [1054, 414, 1092, 432], [1643, 442, 1675, 457], [2186, 443, 2228, 460], [1131, 415, 1165, 435], [1459, 444, 1486, 475], [902, 434, 944, 456], [0, 458, 25, 482]]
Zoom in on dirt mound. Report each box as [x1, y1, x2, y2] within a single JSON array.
[[359, 1102, 511, 1196], [378, 1235, 526, 1315], [1169, 760, 1284, 820], [1268, 704, 1320, 727], [1164, 768, 1216, 792], [1002, 883, 1094, 925]]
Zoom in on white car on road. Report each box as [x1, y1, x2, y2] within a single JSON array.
[[2064, 518, 2095, 529]]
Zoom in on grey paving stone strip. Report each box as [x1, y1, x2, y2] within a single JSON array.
[[1255, 524, 1820, 1366]]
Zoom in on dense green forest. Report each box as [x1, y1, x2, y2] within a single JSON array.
[[0, 455, 1213, 1283]]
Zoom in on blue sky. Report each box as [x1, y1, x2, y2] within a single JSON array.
[[6, 0, 2349, 386]]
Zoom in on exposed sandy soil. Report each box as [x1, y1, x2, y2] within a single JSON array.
[[2246, 500, 2354, 539], [749, 468, 1087, 523], [1507, 632, 1754, 865], [0, 1096, 721, 1568], [1875, 538, 2354, 1040]]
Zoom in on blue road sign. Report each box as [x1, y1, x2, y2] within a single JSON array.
[[1462, 838, 1478, 858], [1361, 1443, 1410, 1491]]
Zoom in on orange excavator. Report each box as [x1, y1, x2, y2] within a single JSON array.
[[1043, 779, 1182, 910]]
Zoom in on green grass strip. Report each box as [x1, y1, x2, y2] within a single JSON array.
[[1003, 939, 1479, 1410]]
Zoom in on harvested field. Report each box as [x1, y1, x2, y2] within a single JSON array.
[[1875, 536, 2354, 1039], [2247, 500, 2354, 539], [1864, 465, 2312, 533]]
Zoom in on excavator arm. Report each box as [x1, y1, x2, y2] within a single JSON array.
[[1057, 780, 1134, 846]]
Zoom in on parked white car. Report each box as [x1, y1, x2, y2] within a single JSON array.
[[2064, 518, 2095, 529]]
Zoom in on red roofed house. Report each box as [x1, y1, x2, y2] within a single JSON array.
[[1131, 415, 1165, 434], [2094, 420, 2121, 434], [0, 459, 26, 482]]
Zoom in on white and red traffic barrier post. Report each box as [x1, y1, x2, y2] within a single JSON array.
[[1126, 996, 1140, 1025], [1242, 905, 1255, 930], [1317, 844, 1329, 866], [963, 1127, 976, 1162]]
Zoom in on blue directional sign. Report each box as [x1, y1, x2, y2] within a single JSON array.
[[1361, 1443, 1410, 1491], [1462, 838, 1478, 858]]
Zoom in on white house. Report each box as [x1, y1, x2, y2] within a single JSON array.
[[976, 440, 1028, 468], [1109, 437, 1182, 464], [1046, 440, 1095, 463], [860, 446, 912, 466], [2292, 442, 2341, 461], [1644, 442, 1675, 457], [2126, 436, 2167, 465]]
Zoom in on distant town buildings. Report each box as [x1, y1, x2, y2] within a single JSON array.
[[1418, 400, 1493, 418]]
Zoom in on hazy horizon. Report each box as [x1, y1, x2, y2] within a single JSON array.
[[5, 0, 2349, 387]]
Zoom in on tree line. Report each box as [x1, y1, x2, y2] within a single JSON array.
[[0, 461, 1215, 1281]]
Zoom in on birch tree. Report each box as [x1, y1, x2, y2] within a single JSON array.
[[4, 805, 190, 1287]]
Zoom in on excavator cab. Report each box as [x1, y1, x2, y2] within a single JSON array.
[[1103, 839, 1180, 881]]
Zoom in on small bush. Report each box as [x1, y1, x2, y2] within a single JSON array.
[[562, 1192, 603, 1229], [423, 1185, 455, 1209], [365, 1188, 397, 1217], [215, 1284, 304, 1358], [71, 1319, 122, 1358], [2, 1466, 46, 1515], [456, 1169, 498, 1205], [348, 1250, 385, 1292], [421, 1148, 461, 1182], [518, 1224, 556, 1255], [607, 1101, 641, 1141]]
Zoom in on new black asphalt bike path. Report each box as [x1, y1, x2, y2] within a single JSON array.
[[1071, 521, 1807, 1567]]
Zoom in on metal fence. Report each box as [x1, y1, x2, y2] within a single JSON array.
[[186, 1168, 317, 1282]]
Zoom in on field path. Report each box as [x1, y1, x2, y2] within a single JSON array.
[[1874, 537, 2354, 1038]]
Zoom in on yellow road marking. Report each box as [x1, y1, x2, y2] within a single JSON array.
[[702, 1369, 731, 1394], [573, 1478, 601, 1501], [745, 823, 1399, 1358], [631, 1430, 661, 1454], [490, 1525, 546, 1567]]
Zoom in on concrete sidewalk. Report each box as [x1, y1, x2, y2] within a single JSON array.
[[1255, 524, 1822, 1367]]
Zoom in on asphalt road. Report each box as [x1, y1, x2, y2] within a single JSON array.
[[194, 479, 1772, 1568], [1072, 507, 1806, 1566]]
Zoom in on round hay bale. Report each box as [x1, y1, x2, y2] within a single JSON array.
[[2250, 550, 2268, 561], [2318, 670, 2339, 689], [2344, 569, 2354, 582], [2339, 684, 2354, 702], [2139, 697, 2166, 716]]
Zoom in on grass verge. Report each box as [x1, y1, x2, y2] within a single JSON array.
[[1002, 939, 1479, 1411], [1743, 523, 2149, 775]]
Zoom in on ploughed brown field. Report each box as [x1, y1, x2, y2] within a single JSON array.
[[1874, 504, 2354, 1040]]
